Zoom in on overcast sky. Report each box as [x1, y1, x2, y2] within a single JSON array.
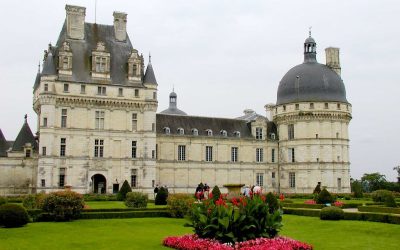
[[0, 0, 399, 181]]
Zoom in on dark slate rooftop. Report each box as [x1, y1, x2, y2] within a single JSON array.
[[0, 129, 9, 157], [159, 91, 187, 115], [143, 62, 157, 85], [156, 114, 252, 138], [42, 51, 57, 76], [11, 119, 37, 152], [236, 109, 266, 122]]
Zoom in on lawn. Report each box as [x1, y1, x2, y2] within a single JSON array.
[[85, 201, 167, 209], [1, 215, 400, 250]]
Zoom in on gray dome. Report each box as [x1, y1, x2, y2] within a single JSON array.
[[305, 36, 315, 43]]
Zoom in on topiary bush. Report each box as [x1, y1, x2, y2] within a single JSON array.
[[155, 187, 168, 205], [167, 194, 195, 218], [265, 192, 280, 213], [0, 204, 30, 227], [42, 191, 84, 221], [320, 206, 344, 220], [0, 196, 7, 206], [124, 192, 148, 208], [117, 180, 132, 201], [384, 194, 397, 207], [372, 190, 393, 202], [313, 183, 321, 194], [315, 188, 335, 204], [211, 185, 221, 202], [22, 193, 46, 209]]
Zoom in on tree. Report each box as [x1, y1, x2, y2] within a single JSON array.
[[361, 172, 387, 192], [350, 179, 363, 198], [117, 180, 132, 201], [394, 166, 400, 183]]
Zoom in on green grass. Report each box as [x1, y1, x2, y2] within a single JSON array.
[[1, 216, 399, 250], [286, 198, 372, 205], [85, 201, 166, 209]]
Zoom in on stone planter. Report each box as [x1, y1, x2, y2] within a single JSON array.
[[223, 184, 245, 199]]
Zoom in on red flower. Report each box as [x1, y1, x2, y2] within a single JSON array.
[[261, 195, 266, 202], [215, 197, 226, 207], [208, 192, 213, 199], [231, 197, 240, 207]]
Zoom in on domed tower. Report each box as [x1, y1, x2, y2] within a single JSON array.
[[159, 90, 187, 115], [271, 33, 352, 193]]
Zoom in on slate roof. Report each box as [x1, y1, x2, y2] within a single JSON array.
[[11, 120, 37, 151], [236, 109, 266, 122], [156, 114, 252, 138], [143, 62, 157, 85], [0, 129, 9, 157], [42, 51, 57, 76]]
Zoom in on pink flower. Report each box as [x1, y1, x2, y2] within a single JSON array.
[[333, 201, 344, 207], [304, 200, 316, 205]]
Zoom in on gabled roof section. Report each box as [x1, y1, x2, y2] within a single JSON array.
[[156, 114, 252, 138], [55, 22, 136, 85], [11, 118, 37, 151], [143, 62, 157, 85], [42, 51, 57, 76], [236, 109, 266, 122], [0, 129, 9, 157]]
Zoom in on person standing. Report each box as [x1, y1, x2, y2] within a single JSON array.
[[154, 184, 159, 199]]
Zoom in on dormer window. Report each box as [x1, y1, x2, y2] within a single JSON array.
[[58, 41, 72, 75], [95, 57, 107, 72], [220, 130, 227, 137], [206, 129, 213, 136], [92, 41, 110, 78], [191, 128, 198, 136], [128, 49, 142, 80], [177, 128, 184, 135], [233, 131, 241, 138], [163, 127, 170, 135]]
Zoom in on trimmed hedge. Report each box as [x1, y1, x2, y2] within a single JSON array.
[[83, 194, 118, 201], [0, 196, 7, 206], [320, 206, 344, 220], [79, 210, 170, 219], [124, 192, 148, 208], [0, 204, 30, 227], [82, 207, 166, 213], [283, 208, 320, 217], [283, 203, 324, 209], [358, 206, 400, 214], [167, 194, 195, 218]]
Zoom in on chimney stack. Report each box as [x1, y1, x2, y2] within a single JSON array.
[[113, 12, 127, 42], [65, 5, 86, 40], [325, 47, 341, 76]]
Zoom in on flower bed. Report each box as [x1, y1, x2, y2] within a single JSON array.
[[163, 234, 313, 250]]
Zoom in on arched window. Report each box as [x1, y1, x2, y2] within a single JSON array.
[[270, 133, 276, 140], [206, 129, 213, 136], [163, 127, 170, 135], [191, 128, 198, 136], [177, 128, 184, 135], [220, 130, 227, 137], [233, 131, 241, 138]]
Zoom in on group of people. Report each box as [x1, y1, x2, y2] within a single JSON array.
[[195, 183, 210, 201], [242, 185, 262, 197], [153, 184, 168, 198]]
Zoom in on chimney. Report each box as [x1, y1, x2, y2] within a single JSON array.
[[325, 47, 341, 76], [113, 12, 127, 42], [65, 5, 86, 40]]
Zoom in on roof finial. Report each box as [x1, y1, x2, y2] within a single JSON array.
[[149, 52, 152, 63], [24, 114, 27, 122], [173, 84, 175, 92], [309, 26, 312, 37]]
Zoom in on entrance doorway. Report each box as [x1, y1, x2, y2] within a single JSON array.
[[92, 174, 107, 194], [113, 184, 119, 194]]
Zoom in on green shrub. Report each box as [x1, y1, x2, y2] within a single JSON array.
[[384, 195, 397, 207], [316, 188, 335, 204], [372, 190, 392, 202], [117, 180, 132, 201], [124, 192, 148, 208], [0, 204, 30, 227], [358, 206, 400, 214], [22, 193, 46, 209], [320, 206, 344, 220], [155, 187, 168, 205], [167, 194, 195, 218], [283, 208, 320, 217], [211, 185, 221, 202], [42, 191, 84, 221], [83, 194, 117, 201], [0, 196, 7, 206], [265, 192, 280, 213], [313, 183, 321, 194]]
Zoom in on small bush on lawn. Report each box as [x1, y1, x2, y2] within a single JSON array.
[[124, 192, 148, 208], [167, 194, 195, 218], [0, 196, 7, 206], [117, 180, 132, 201], [313, 183, 321, 194], [211, 185, 221, 202], [384, 195, 397, 207], [22, 193, 46, 209], [265, 192, 280, 213], [320, 206, 344, 220], [0, 204, 29, 228], [42, 191, 84, 221], [315, 188, 335, 204], [155, 187, 168, 205], [371, 190, 397, 207]]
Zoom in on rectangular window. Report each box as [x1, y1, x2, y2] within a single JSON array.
[[95, 111, 105, 130], [256, 173, 264, 187], [271, 148, 275, 163], [25, 149, 31, 157], [289, 172, 296, 188], [95, 57, 107, 72], [283, 105, 286, 111], [153, 92, 157, 99], [337, 178, 342, 191], [178, 145, 186, 161], [118, 88, 123, 96], [81, 85, 86, 94], [256, 148, 264, 162], [337, 103, 341, 110], [42, 147, 47, 156], [43, 117, 47, 127], [288, 124, 294, 140], [151, 150, 155, 159], [231, 147, 238, 162], [295, 104, 299, 110], [255, 127, 263, 140], [324, 103, 329, 109], [61, 109, 67, 128], [131, 169, 137, 188], [132, 113, 137, 131], [205, 146, 213, 162], [272, 172, 276, 179], [152, 123, 155, 132], [97, 86, 106, 95], [44, 84, 48, 92], [288, 148, 295, 162], [60, 138, 66, 156], [63, 84, 69, 92], [134, 89, 139, 97], [131, 141, 137, 159], [94, 139, 104, 158], [59, 168, 66, 187], [310, 103, 314, 109], [156, 144, 158, 159], [41, 179, 45, 187], [316, 134, 319, 139]]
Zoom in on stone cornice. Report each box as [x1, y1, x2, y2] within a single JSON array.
[[274, 111, 352, 123]]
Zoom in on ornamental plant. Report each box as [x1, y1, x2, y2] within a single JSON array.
[[320, 206, 344, 220], [0, 204, 30, 228], [22, 193, 46, 209], [315, 188, 335, 204], [186, 193, 283, 243], [42, 190, 84, 221], [211, 185, 221, 203], [167, 194, 195, 218], [124, 192, 148, 208], [155, 186, 168, 205], [117, 180, 132, 201]]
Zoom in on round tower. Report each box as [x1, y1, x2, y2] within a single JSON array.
[[271, 33, 352, 193]]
